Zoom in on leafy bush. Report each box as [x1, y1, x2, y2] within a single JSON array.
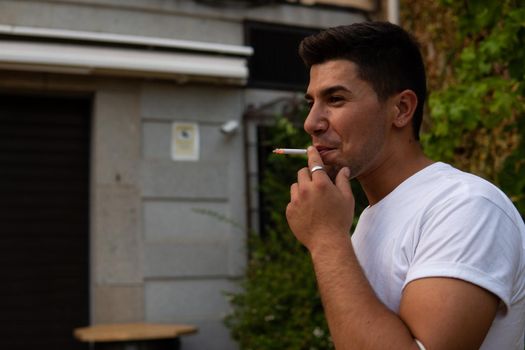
[[225, 114, 333, 350], [407, 0, 525, 215], [225, 110, 367, 349]]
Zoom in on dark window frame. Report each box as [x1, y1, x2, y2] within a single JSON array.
[[244, 20, 321, 91]]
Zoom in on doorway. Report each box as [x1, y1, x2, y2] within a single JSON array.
[[0, 93, 91, 349]]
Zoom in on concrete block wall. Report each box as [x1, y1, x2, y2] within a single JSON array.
[[0, 0, 366, 44], [91, 82, 145, 323], [140, 82, 246, 349]]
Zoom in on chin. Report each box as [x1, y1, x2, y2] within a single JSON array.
[[324, 165, 341, 181]]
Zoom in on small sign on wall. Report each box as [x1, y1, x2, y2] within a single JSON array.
[[171, 122, 199, 161]]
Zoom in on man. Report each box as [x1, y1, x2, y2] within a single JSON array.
[[285, 21, 525, 349]]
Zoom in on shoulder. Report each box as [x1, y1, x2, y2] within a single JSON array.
[[405, 167, 525, 308], [422, 163, 522, 229]]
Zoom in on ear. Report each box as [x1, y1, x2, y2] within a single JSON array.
[[392, 90, 418, 129]]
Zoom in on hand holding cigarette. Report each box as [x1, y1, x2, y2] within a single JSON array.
[[285, 146, 354, 251]]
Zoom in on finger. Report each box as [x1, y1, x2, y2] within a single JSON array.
[[290, 182, 298, 199], [287, 183, 299, 222], [335, 167, 353, 199], [307, 146, 327, 179], [307, 146, 324, 170], [297, 167, 311, 184]]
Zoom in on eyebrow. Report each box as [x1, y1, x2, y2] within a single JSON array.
[[304, 85, 352, 100]]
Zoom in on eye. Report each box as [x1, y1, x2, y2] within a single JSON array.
[[305, 100, 314, 109], [328, 95, 344, 105]]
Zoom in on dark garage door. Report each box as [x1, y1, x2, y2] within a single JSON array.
[[0, 93, 90, 349]]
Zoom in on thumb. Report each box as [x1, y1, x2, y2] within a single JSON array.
[[335, 167, 353, 199]]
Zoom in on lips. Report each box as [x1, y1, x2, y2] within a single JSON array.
[[314, 145, 337, 156]]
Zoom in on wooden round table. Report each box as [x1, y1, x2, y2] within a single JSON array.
[[74, 323, 198, 350]]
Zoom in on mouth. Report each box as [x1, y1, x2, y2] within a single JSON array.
[[314, 145, 338, 161]]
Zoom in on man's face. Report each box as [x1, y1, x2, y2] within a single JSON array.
[[304, 59, 394, 180]]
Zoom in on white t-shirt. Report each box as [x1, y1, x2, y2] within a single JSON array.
[[352, 162, 525, 349]]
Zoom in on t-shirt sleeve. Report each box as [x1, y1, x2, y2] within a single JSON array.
[[404, 194, 522, 311]]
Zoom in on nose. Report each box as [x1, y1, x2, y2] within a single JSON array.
[[304, 104, 328, 136]]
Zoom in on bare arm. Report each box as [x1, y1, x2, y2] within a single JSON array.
[[286, 147, 498, 349], [309, 236, 418, 349], [310, 236, 498, 349]]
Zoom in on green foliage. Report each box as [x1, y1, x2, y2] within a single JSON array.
[[422, 0, 525, 214], [225, 112, 334, 350], [225, 107, 368, 349]]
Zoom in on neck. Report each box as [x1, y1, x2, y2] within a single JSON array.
[[357, 142, 433, 206]]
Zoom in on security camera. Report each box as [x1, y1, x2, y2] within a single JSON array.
[[220, 120, 239, 135]]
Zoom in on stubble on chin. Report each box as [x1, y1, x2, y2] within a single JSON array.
[[324, 164, 341, 182], [324, 163, 359, 182]]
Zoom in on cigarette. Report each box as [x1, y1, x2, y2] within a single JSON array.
[[272, 148, 307, 155]]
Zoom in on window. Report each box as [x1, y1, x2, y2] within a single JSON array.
[[245, 21, 320, 91]]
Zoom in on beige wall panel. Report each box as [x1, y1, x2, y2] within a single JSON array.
[[93, 285, 144, 323]]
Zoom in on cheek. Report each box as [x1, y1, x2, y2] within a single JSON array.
[[337, 118, 367, 147], [339, 118, 383, 157], [330, 102, 384, 147]]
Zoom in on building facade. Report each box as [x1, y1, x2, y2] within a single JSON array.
[[0, 0, 382, 348]]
